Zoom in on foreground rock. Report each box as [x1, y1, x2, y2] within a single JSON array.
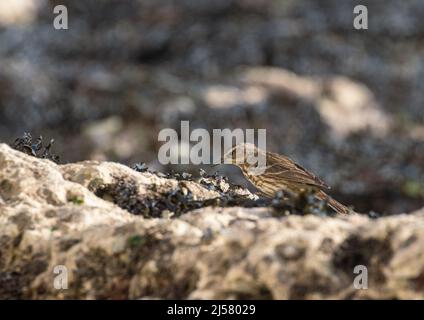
[[0, 143, 424, 299]]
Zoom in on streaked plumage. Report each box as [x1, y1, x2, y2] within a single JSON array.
[[223, 143, 351, 214]]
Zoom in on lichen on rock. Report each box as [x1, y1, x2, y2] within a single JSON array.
[[1, 143, 424, 299]]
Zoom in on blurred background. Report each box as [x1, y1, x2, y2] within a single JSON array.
[[0, 0, 423, 214]]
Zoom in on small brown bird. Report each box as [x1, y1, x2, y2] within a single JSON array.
[[220, 143, 351, 214]]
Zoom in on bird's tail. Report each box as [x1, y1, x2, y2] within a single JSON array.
[[315, 190, 352, 215]]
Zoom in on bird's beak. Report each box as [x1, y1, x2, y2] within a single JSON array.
[[222, 148, 234, 164]]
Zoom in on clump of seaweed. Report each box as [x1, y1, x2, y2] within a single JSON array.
[[12, 132, 60, 163], [271, 190, 335, 217], [197, 169, 228, 192], [95, 178, 154, 218], [95, 177, 225, 218], [131, 162, 148, 173]]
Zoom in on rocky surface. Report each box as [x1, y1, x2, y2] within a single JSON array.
[[1, 143, 424, 299]]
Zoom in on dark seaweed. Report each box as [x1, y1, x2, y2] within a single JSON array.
[[12, 133, 60, 163], [96, 164, 335, 218], [131, 162, 148, 172]]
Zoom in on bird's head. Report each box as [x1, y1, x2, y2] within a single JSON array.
[[221, 143, 260, 166], [213, 143, 267, 175]]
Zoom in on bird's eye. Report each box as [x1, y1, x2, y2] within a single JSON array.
[[232, 149, 236, 159]]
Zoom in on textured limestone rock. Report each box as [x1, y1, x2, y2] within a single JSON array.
[[1, 143, 424, 299]]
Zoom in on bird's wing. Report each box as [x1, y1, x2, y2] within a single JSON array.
[[265, 152, 330, 189]]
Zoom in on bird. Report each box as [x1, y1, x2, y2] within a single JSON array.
[[218, 143, 352, 214]]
